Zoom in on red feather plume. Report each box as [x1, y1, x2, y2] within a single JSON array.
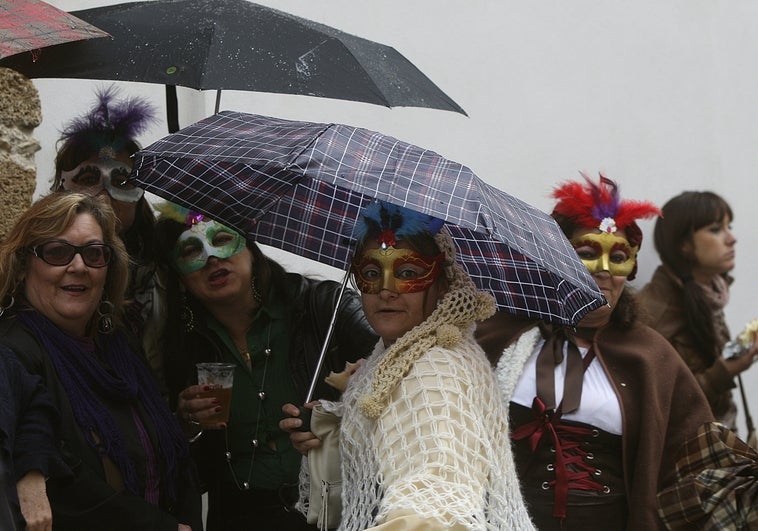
[[552, 172, 660, 230]]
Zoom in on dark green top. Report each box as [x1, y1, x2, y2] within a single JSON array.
[[207, 294, 301, 490]]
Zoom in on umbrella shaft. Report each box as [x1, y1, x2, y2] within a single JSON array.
[[738, 375, 756, 434], [304, 270, 350, 404]]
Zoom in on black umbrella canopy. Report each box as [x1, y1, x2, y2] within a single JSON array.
[[0, 0, 466, 115]]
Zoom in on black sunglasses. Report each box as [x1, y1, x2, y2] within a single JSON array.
[[30, 241, 113, 268]]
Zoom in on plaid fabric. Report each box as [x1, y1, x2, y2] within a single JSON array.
[[132, 111, 605, 326], [0, 0, 108, 59], [658, 422, 758, 530]]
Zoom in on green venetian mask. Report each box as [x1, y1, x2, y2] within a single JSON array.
[[173, 220, 246, 275]]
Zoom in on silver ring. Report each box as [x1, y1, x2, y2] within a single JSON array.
[[188, 412, 200, 426]]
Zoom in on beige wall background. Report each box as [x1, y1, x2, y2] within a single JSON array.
[[28, 1, 758, 431]]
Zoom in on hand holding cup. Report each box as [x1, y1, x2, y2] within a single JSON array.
[[178, 363, 236, 430]]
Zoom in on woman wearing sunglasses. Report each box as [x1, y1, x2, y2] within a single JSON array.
[[0, 192, 202, 531]]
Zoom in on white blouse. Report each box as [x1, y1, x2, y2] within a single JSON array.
[[511, 338, 623, 435]]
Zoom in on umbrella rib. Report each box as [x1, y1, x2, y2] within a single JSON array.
[[298, 38, 391, 108], [197, 16, 218, 91], [248, 123, 334, 227], [283, 122, 335, 174]]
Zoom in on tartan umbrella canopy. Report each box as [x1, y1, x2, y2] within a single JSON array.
[[131, 111, 605, 326], [0, 0, 109, 59]]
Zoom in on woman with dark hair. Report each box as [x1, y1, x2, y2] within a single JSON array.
[[476, 174, 718, 530], [151, 204, 377, 531], [51, 88, 165, 387], [0, 192, 201, 531], [638, 191, 758, 429]]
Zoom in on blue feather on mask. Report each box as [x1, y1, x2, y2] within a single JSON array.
[[353, 201, 443, 246]]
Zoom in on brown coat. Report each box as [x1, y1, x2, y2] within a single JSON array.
[[637, 265, 736, 422], [477, 311, 715, 531]]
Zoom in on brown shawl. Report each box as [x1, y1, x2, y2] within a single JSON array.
[[477, 311, 715, 530]]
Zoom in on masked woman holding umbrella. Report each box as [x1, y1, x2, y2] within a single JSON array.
[[151, 203, 377, 531], [476, 174, 721, 530], [0, 192, 201, 531], [284, 201, 535, 530]]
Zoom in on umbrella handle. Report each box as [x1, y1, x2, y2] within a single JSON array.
[[296, 406, 313, 433], [737, 374, 756, 438], [297, 270, 350, 432]]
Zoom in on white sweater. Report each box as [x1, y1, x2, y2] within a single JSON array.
[[339, 330, 535, 531]]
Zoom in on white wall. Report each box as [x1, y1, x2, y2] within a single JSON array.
[[33, 1, 758, 431]]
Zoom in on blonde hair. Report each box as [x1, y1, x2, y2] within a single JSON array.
[[0, 192, 129, 330]]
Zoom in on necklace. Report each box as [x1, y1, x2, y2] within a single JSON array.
[[225, 321, 272, 491]]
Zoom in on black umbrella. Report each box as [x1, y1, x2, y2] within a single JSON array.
[[0, 0, 466, 131]]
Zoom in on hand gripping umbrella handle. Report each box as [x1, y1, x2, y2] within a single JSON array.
[[297, 270, 350, 432]]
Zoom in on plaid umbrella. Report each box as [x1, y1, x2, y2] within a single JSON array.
[[131, 111, 605, 326], [0, 0, 109, 60], [657, 422, 758, 530]]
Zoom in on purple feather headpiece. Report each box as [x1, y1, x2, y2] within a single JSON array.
[[58, 86, 157, 160]]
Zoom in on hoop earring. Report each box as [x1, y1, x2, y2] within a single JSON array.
[[97, 300, 115, 334], [0, 295, 16, 318], [180, 293, 196, 333], [250, 274, 263, 304]]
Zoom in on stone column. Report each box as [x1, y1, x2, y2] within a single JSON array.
[[0, 67, 42, 240]]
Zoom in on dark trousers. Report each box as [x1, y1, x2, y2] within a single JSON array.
[[206, 482, 317, 531]]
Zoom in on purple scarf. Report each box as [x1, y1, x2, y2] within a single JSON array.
[[16, 310, 187, 501]]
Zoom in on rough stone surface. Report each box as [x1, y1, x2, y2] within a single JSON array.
[[0, 67, 42, 128], [0, 68, 42, 240]]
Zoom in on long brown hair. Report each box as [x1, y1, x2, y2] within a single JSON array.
[[653, 191, 733, 360]]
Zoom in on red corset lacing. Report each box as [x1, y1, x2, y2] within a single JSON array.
[[511, 349, 607, 520]]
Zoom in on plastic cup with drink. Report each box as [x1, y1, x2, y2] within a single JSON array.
[[195, 362, 235, 428]]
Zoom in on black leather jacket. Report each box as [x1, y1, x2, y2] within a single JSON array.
[[172, 272, 377, 515], [0, 316, 203, 531], [168, 272, 378, 404]]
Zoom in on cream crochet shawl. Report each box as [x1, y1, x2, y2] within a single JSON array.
[[337, 229, 535, 530]]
